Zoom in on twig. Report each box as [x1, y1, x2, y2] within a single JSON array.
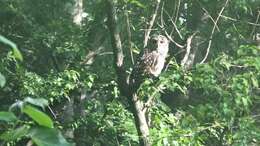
[[174, 0, 181, 23], [252, 114, 260, 118], [196, 1, 220, 32], [160, 2, 165, 28], [164, 55, 178, 71], [140, 28, 158, 31], [125, 10, 135, 65], [158, 3, 184, 52], [220, 14, 260, 26], [250, 10, 260, 37], [200, 0, 229, 64], [158, 2, 184, 48], [98, 51, 113, 56], [164, 30, 184, 48], [159, 3, 185, 49], [144, 85, 164, 112], [47, 106, 57, 119], [232, 24, 246, 40], [163, 9, 183, 39], [144, 0, 161, 48]]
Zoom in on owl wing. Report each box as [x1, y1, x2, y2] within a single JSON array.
[[130, 51, 159, 91], [141, 51, 159, 75]]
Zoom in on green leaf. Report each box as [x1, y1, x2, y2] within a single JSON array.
[[0, 125, 30, 141], [22, 105, 53, 128], [29, 127, 73, 146], [0, 111, 17, 122], [0, 72, 6, 88], [0, 35, 23, 61], [13, 47, 23, 61], [242, 97, 248, 107], [24, 97, 49, 109], [251, 76, 258, 88], [128, 0, 145, 8]]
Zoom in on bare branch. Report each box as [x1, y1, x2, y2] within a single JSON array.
[[174, 0, 181, 23], [47, 106, 56, 119], [164, 31, 184, 48], [196, 0, 220, 32], [181, 32, 197, 66], [200, 0, 229, 64], [220, 14, 260, 27], [250, 10, 260, 37], [125, 10, 135, 65], [163, 9, 183, 39], [144, 0, 161, 48], [158, 2, 184, 49], [160, 2, 165, 28], [144, 85, 164, 112]]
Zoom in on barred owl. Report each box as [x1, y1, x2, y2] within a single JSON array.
[[130, 35, 169, 91]]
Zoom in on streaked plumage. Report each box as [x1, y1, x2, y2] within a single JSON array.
[[130, 35, 169, 91]]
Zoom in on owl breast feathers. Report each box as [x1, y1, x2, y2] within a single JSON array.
[[136, 51, 165, 77]]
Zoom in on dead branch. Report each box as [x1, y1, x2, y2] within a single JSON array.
[[144, 0, 161, 48], [164, 31, 184, 48], [250, 10, 260, 37], [220, 15, 260, 27], [158, 4, 184, 48], [196, 0, 220, 32], [181, 32, 197, 67], [163, 9, 183, 39], [125, 10, 135, 65], [200, 0, 229, 64], [160, 2, 165, 28], [174, 0, 181, 23]]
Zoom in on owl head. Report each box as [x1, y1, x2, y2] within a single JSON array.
[[149, 35, 169, 56]]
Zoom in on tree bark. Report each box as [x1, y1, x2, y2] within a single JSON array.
[[131, 93, 151, 146], [62, 98, 75, 140], [105, 0, 151, 145]]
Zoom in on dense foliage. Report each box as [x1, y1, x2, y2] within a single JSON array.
[[0, 0, 259, 146]]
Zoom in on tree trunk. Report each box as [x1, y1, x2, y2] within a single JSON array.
[[131, 93, 151, 146], [62, 98, 74, 140], [105, 0, 151, 145]]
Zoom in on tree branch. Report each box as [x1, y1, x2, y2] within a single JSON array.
[[125, 10, 135, 65], [105, 0, 128, 95], [163, 9, 183, 39], [250, 10, 260, 37], [220, 14, 260, 27], [200, 0, 229, 64], [196, 0, 220, 32], [143, 0, 161, 48], [181, 32, 197, 67]]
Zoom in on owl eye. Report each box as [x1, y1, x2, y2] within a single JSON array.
[[160, 40, 164, 44]]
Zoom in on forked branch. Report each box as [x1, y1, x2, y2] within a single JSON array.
[[200, 0, 229, 64]]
